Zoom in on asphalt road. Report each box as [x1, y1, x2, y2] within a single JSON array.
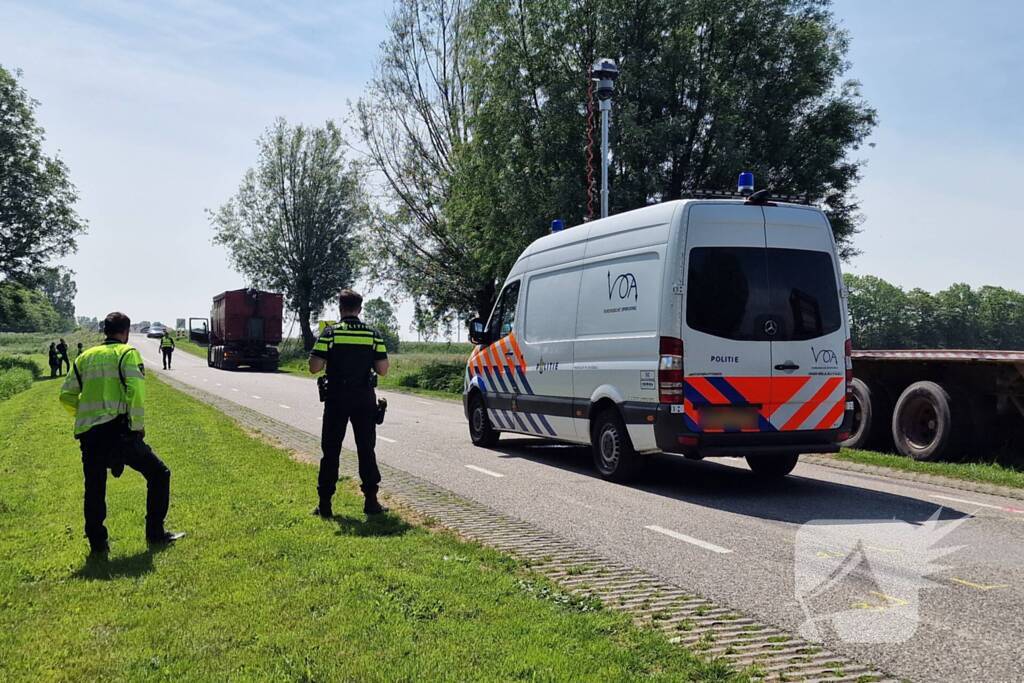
[[138, 336, 1024, 683]]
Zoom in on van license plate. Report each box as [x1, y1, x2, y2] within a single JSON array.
[[700, 407, 759, 430]]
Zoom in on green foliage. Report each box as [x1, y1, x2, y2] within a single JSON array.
[[0, 66, 87, 280], [0, 378, 739, 681], [360, 0, 875, 320], [0, 366, 34, 401], [31, 266, 77, 327], [396, 361, 465, 394], [845, 273, 1024, 349], [210, 118, 367, 350], [0, 354, 41, 401], [362, 297, 400, 353], [0, 280, 64, 332]]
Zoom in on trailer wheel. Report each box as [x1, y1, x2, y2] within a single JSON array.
[[468, 392, 499, 447], [591, 408, 643, 482], [840, 378, 893, 451], [892, 381, 969, 461], [746, 453, 799, 477]]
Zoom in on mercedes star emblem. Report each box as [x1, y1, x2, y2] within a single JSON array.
[[763, 320, 778, 336]]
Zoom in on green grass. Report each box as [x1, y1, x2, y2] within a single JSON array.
[[0, 377, 741, 682], [837, 449, 1024, 490], [0, 329, 103, 356]]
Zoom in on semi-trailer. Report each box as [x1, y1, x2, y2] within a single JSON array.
[[189, 289, 283, 371], [843, 349, 1024, 461]]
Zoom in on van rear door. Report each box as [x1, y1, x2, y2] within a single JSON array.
[[682, 204, 773, 432], [762, 206, 846, 432]]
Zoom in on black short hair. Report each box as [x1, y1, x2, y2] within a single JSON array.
[[338, 289, 363, 312], [103, 311, 131, 336]]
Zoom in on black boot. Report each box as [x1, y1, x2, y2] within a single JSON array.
[[363, 492, 388, 515], [147, 530, 186, 545], [312, 499, 333, 518]]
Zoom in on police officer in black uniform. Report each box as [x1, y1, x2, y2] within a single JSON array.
[[309, 289, 390, 517]]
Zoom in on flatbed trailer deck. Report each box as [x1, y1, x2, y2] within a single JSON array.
[[843, 349, 1024, 460]]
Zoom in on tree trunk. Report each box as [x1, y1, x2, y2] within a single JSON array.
[[299, 307, 315, 351]]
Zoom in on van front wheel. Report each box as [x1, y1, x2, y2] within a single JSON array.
[[591, 409, 643, 482], [468, 393, 499, 447]]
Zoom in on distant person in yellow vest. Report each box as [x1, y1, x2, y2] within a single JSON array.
[[159, 331, 175, 370], [59, 311, 184, 555]]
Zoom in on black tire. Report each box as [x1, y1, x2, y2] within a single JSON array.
[[468, 392, 499, 447], [891, 381, 970, 461], [840, 378, 893, 451], [745, 453, 800, 477], [591, 408, 643, 482]]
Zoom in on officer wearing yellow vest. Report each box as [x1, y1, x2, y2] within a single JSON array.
[[309, 289, 389, 517], [159, 330, 175, 369], [59, 311, 184, 555]]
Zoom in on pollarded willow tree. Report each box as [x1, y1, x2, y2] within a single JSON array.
[[210, 118, 367, 350], [360, 0, 877, 322]]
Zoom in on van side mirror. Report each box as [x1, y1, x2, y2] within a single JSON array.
[[468, 318, 489, 345]]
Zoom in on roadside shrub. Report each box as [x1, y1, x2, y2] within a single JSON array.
[[396, 361, 464, 394], [0, 356, 40, 401]]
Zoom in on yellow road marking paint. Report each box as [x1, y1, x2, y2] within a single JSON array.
[[950, 577, 1008, 591]]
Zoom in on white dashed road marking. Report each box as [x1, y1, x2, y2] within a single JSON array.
[[279, 404, 291, 409], [465, 464, 504, 478], [931, 494, 1024, 514], [231, 388, 239, 392], [251, 395, 262, 400], [378, 436, 397, 443], [416, 400, 432, 406], [644, 525, 733, 554]]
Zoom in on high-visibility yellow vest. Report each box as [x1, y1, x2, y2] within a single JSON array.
[[160, 335, 175, 349], [59, 340, 146, 436]]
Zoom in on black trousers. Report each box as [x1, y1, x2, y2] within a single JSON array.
[[79, 420, 171, 545], [161, 348, 173, 368], [319, 390, 381, 500]]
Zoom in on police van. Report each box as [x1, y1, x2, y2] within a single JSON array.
[[464, 177, 853, 480]]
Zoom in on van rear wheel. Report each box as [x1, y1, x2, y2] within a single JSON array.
[[746, 453, 799, 477], [468, 393, 499, 447], [591, 409, 643, 482]]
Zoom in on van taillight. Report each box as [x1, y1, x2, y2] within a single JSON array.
[[844, 339, 853, 402], [659, 336, 684, 404]]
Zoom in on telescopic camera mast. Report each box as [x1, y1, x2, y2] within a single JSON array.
[[591, 58, 619, 219]]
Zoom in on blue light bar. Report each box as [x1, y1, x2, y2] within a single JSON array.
[[738, 171, 754, 195], [551, 219, 565, 233]]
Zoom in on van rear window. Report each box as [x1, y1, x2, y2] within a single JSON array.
[[686, 247, 841, 341]]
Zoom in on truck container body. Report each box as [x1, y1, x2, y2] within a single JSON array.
[[190, 289, 283, 371]]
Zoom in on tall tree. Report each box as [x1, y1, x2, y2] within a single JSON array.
[[33, 265, 77, 327], [362, 297, 401, 353], [210, 118, 366, 349], [361, 0, 876, 322], [0, 66, 87, 279]]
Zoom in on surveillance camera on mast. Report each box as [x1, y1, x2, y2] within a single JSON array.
[[590, 58, 619, 219], [590, 58, 619, 100]]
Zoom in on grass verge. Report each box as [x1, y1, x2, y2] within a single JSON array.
[[837, 449, 1024, 490], [0, 377, 739, 681]]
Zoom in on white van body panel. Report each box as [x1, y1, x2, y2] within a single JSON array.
[[465, 198, 850, 459]]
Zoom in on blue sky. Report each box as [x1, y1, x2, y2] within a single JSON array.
[[1, 0, 1021, 336]]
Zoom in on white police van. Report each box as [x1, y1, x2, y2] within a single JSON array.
[[464, 176, 852, 480]]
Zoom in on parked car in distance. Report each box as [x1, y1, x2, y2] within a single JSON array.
[[147, 323, 167, 338]]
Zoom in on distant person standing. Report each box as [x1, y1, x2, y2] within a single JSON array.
[[159, 332, 175, 370], [77, 341, 84, 358], [309, 289, 390, 517], [56, 338, 70, 374], [48, 342, 60, 378], [59, 311, 184, 555]]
